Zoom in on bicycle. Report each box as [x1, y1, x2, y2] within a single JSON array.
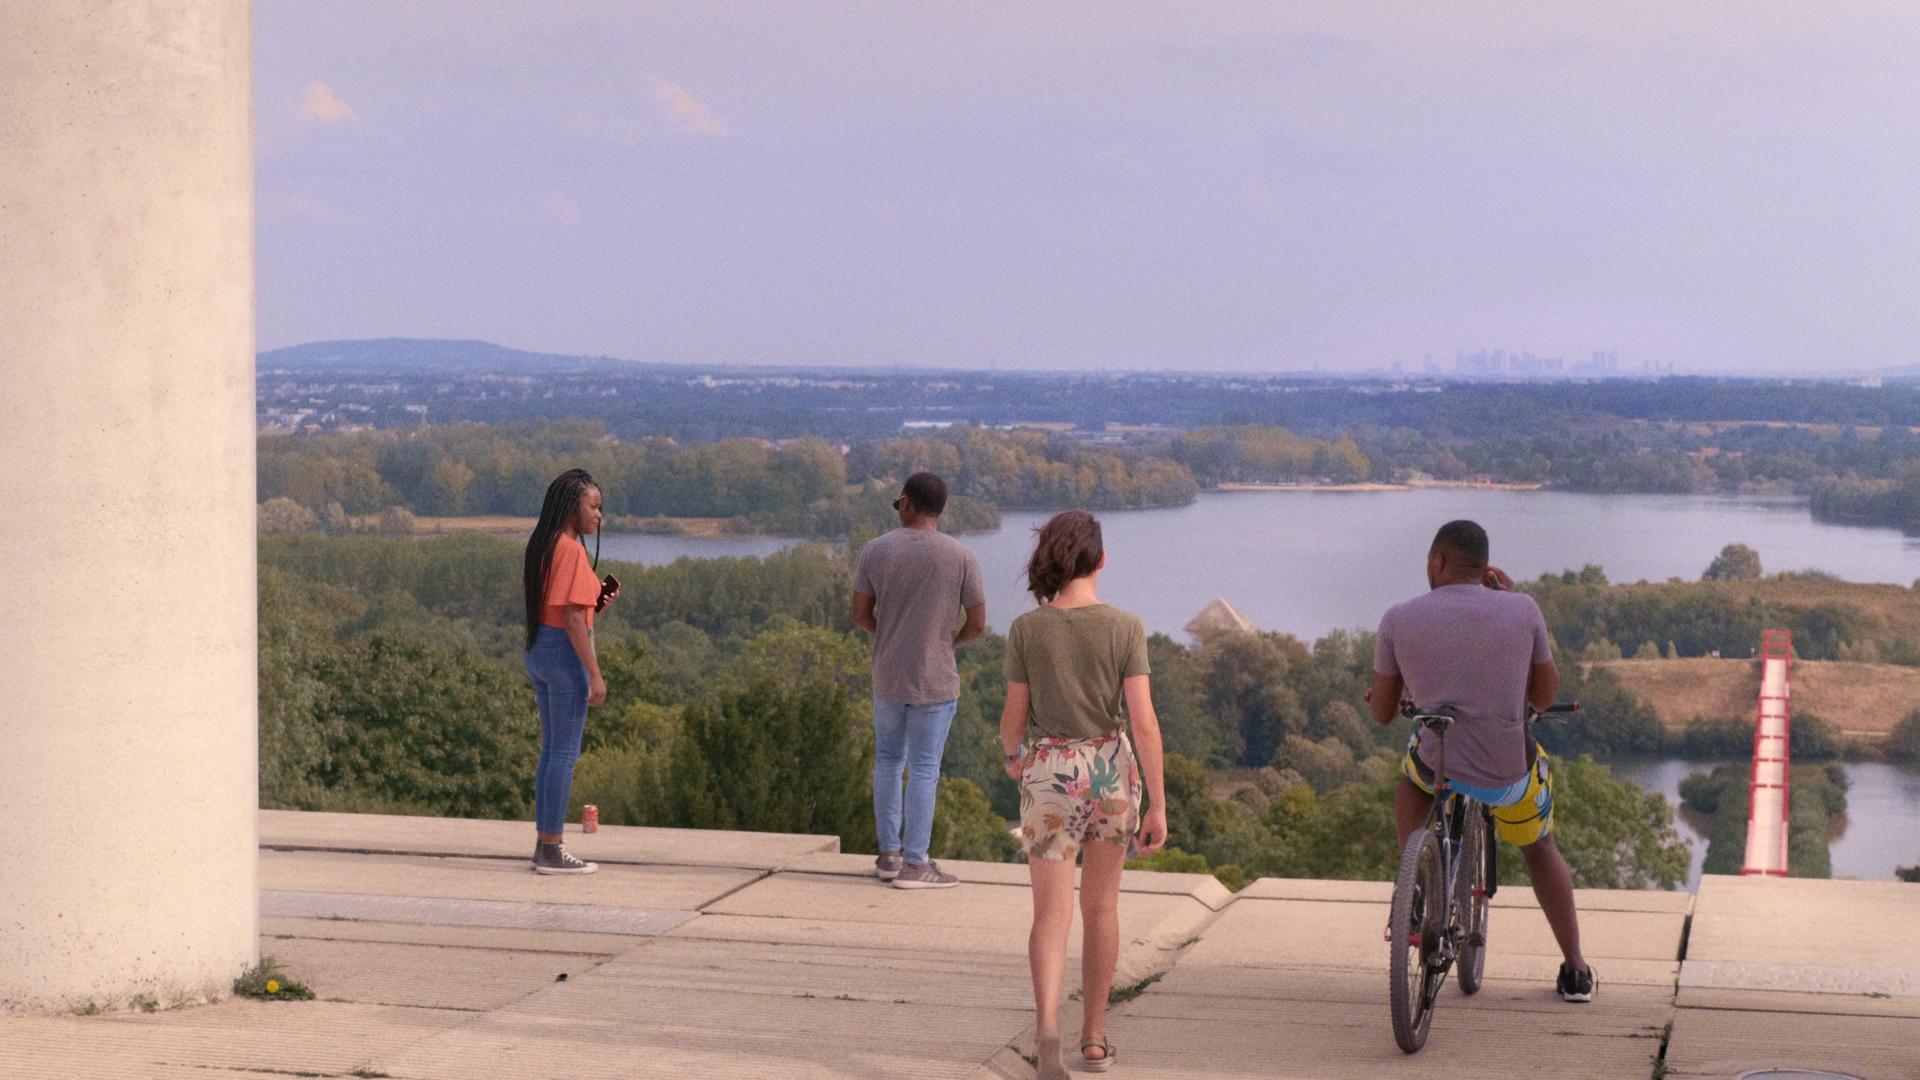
[[1387, 700, 1579, 1053]]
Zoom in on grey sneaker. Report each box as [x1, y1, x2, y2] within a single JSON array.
[[532, 842, 597, 875], [875, 852, 904, 881], [891, 861, 957, 890]]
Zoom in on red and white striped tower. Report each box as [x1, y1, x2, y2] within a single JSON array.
[[1742, 629, 1793, 876]]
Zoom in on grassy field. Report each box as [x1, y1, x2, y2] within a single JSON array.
[[1587, 657, 1920, 740]]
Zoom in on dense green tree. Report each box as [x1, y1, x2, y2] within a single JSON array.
[[1541, 757, 1689, 889], [930, 778, 1021, 862], [1145, 634, 1218, 764], [667, 673, 876, 852], [1702, 543, 1763, 581], [1271, 735, 1362, 793], [292, 632, 538, 819], [1199, 632, 1308, 766], [259, 497, 319, 534], [1887, 710, 1920, 763], [1537, 664, 1665, 756]]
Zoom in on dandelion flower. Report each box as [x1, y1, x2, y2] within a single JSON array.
[[265, 980, 280, 995]]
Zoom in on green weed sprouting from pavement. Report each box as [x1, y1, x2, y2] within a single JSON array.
[[233, 956, 315, 1001], [1109, 972, 1163, 1005]]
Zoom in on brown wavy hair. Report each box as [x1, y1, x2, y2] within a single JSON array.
[[1025, 509, 1104, 604]]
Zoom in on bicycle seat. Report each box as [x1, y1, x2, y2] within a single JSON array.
[[1405, 704, 1459, 731]]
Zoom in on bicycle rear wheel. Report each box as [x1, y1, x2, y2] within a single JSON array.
[[1455, 807, 1490, 995], [1389, 826, 1442, 1053]]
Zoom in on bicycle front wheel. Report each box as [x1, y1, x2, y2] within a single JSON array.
[[1455, 807, 1490, 995], [1388, 826, 1442, 1053]]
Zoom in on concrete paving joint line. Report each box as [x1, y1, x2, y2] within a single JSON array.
[[968, 887, 1237, 1079], [263, 889, 699, 937], [1674, 890, 1698, 967], [694, 868, 774, 911]]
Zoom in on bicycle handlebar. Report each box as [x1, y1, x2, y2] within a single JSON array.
[[1400, 701, 1580, 727]]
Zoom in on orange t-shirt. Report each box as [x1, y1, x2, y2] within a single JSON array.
[[539, 534, 604, 631]]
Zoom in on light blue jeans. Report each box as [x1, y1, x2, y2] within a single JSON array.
[[525, 625, 589, 837], [872, 697, 958, 865]]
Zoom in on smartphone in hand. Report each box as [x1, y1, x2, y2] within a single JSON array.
[[596, 573, 620, 612]]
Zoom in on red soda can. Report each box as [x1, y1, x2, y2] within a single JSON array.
[[581, 805, 599, 833]]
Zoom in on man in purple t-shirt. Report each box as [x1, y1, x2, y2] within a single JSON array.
[[1367, 520, 1596, 1004]]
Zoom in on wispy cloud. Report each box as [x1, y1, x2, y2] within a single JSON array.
[[649, 78, 729, 138], [299, 81, 354, 123], [542, 189, 582, 226]]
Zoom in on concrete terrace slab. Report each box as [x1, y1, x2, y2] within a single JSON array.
[[706, 868, 1200, 934], [262, 914, 651, 956], [378, 934, 1038, 1079], [1088, 1002, 1668, 1079], [263, 848, 763, 909], [1677, 985, 1920, 1020], [1238, 876, 1695, 914], [1084, 882, 1687, 1080], [678, 867, 1217, 976], [1685, 874, 1920, 981], [1, 1000, 470, 1079], [787, 851, 1236, 909], [257, 936, 601, 1012], [1663, 875, 1920, 1079], [17, 810, 1920, 1079], [1662, 1009, 1920, 1079], [264, 888, 698, 937], [1173, 889, 1686, 987], [261, 808, 839, 869]]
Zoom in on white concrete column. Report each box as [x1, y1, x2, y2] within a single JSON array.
[[0, 2, 258, 1011]]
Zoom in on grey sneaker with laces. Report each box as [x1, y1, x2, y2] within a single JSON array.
[[875, 852, 904, 880], [532, 842, 597, 875], [891, 861, 957, 889]]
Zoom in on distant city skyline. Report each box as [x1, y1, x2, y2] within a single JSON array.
[[256, 4, 1920, 375]]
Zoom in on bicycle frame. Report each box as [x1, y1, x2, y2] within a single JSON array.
[[1409, 710, 1493, 982], [1391, 701, 1578, 1052]]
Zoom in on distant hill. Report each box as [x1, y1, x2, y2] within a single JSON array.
[[258, 338, 649, 375]]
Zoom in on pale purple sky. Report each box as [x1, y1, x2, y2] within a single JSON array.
[[256, 3, 1920, 373]]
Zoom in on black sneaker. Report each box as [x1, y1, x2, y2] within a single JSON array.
[[532, 842, 597, 875], [1557, 962, 1596, 1003]]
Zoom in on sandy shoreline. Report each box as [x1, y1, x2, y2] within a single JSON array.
[[1214, 480, 1545, 493], [367, 514, 741, 539]]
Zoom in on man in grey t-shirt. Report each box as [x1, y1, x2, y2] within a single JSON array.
[[851, 471, 986, 890], [1368, 520, 1596, 1003]]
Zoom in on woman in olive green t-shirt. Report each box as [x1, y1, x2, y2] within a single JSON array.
[[999, 510, 1168, 1078]]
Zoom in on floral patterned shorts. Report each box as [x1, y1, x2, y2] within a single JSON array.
[[1018, 732, 1142, 861]]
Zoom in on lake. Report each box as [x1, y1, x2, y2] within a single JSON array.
[[1609, 758, 1920, 887], [594, 488, 1920, 884], [600, 489, 1920, 640]]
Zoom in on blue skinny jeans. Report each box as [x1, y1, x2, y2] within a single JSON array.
[[525, 625, 589, 837], [871, 697, 958, 864]]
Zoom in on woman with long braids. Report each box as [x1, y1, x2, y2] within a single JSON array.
[[1000, 510, 1168, 1078], [523, 469, 619, 874]]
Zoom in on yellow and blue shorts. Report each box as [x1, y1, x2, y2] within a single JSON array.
[[1401, 742, 1555, 848]]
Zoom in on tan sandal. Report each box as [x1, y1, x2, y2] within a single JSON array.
[[1079, 1037, 1116, 1073]]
